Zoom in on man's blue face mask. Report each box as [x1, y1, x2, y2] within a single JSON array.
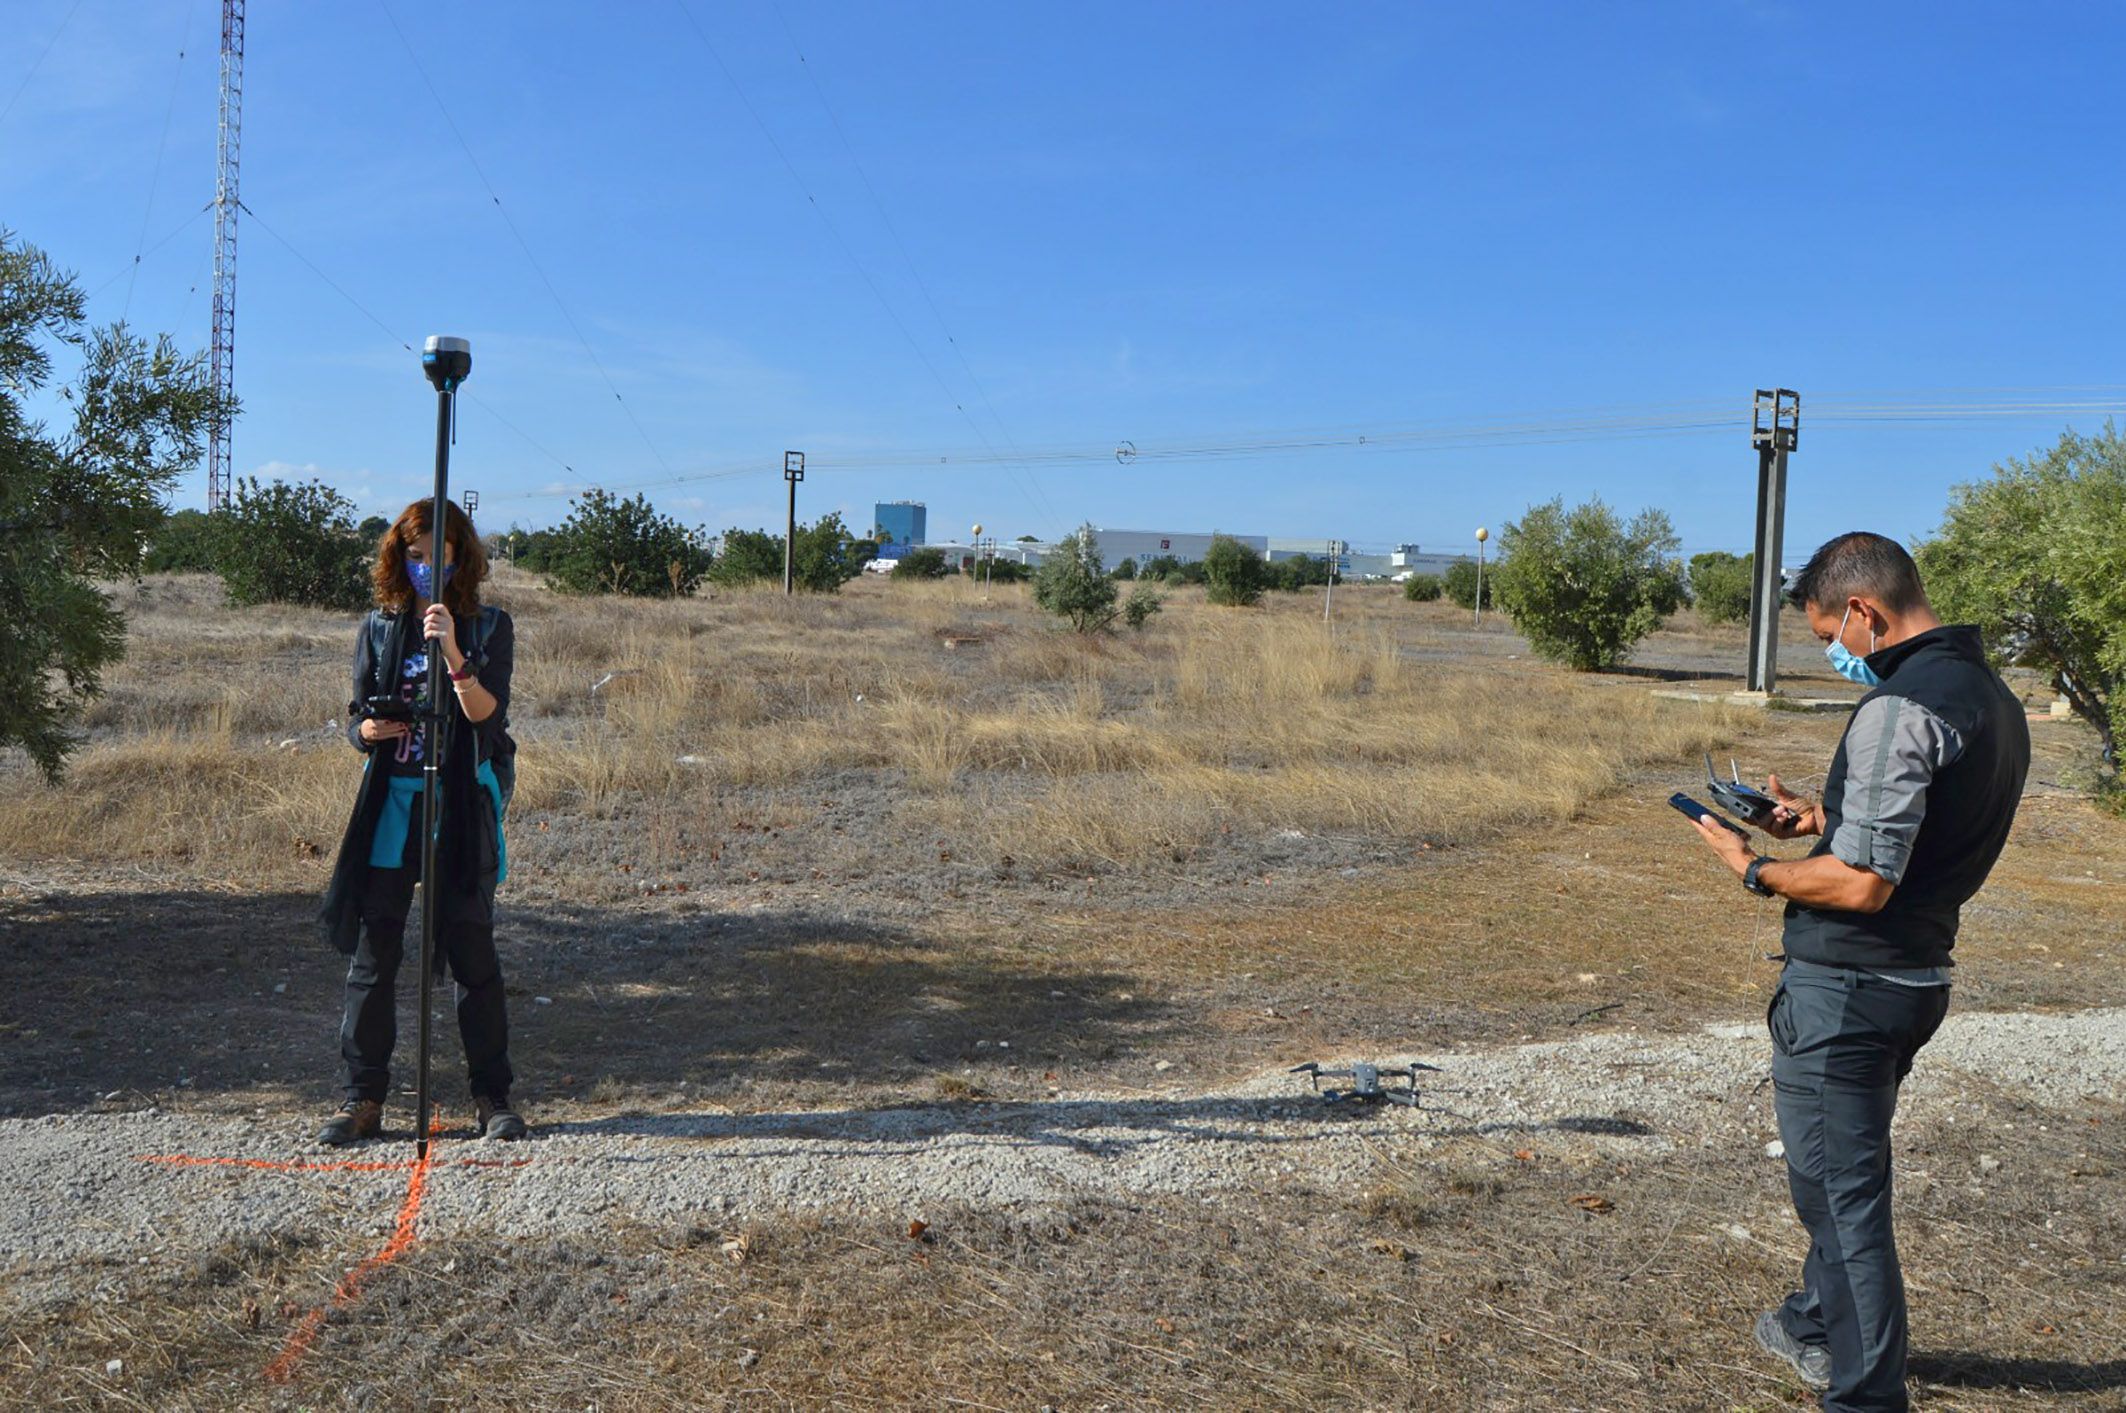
[[1825, 604, 1881, 687], [407, 560, 454, 600]]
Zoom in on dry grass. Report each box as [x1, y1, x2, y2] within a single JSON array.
[[0, 571, 1738, 882]]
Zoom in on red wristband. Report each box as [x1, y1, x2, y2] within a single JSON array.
[[449, 665, 475, 683]]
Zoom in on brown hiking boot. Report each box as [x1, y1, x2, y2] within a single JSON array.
[[476, 1095, 529, 1141], [317, 1099, 383, 1147]]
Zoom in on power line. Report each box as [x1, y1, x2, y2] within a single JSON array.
[[374, 0, 676, 478], [767, 0, 1061, 532], [0, 0, 87, 133], [670, 0, 1060, 530], [239, 200, 578, 479], [84, 202, 214, 303], [123, 0, 200, 323]]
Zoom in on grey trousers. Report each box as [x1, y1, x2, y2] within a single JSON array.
[[1769, 960, 1949, 1413]]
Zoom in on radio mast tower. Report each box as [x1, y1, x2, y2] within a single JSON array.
[[206, 0, 245, 511]]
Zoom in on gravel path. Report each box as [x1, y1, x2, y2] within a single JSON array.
[[5, 1005, 2120, 1306]]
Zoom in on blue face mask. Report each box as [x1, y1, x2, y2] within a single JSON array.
[[407, 560, 454, 599], [1825, 604, 1881, 687]]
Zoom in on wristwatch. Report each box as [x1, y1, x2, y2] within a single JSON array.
[[1743, 856, 1775, 898]]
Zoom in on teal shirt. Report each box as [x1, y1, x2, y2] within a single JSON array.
[[367, 759, 508, 883]]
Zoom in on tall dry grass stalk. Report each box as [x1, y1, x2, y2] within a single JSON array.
[[0, 571, 1737, 880]]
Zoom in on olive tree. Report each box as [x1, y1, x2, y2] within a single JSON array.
[[1916, 426, 2126, 770], [0, 229, 222, 779], [1492, 496, 1685, 671]]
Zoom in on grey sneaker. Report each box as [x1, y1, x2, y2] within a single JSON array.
[[476, 1095, 529, 1141], [1754, 1310, 1832, 1392], [318, 1099, 383, 1147]]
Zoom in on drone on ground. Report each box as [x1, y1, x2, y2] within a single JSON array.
[[1290, 1059, 1441, 1109]]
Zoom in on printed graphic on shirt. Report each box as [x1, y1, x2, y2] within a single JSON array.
[[387, 647, 432, 775]]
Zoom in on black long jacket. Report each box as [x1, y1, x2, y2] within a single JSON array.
[[319, 605, 516, 958]]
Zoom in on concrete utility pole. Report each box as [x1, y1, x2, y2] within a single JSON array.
[[782, 450, 804, 594], [1322, 538, 1337, 622], [1746, 389, 1801, 693]]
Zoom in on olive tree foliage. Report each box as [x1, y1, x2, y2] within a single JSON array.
[[1401, 572, 1442, 602], [1442, 558, 1490, 610], [0, 230, 223, 780], [1689, 551, 1754, 625], [1492, 496, 1686, 671], [544, 489, 712, 596], [1202, 534, 1266, 606], [211, 476, 372, 610], [1034, 523, 1161, 632], [1916, 426, 2126, 771]]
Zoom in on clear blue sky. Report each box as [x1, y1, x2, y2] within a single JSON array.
[[6, 1, 2122, 555]]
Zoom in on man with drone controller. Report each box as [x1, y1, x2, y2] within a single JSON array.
[[1683, 531, 2029, 1412]]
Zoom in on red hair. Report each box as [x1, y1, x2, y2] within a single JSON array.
[[372, 499, 486, 617]]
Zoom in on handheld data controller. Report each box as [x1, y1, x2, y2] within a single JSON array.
[[1704, 754, 1780, 825]]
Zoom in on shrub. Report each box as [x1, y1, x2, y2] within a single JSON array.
[[541, 489, 710, 596], [142, 508, 219, 573], [1139, 554, 1182, 582], [1689, 551, 1754, 625], [790, 512, 870, 592], [1401, 573, 1442, 603], [1032, 523, 1119, 632], [1491, 496, 1685, 671], [213, 476, 371, 611], [984, 558, 1031, 584], [1122, 584, 1163, 630], [1109, 556, 1138, 581], [1442, 559, 1490, 611], [1270, 555, 1334, 592], [1916, 426, 2126, 770], [891, 547, 950, 580], [1203, 534, 1266, 606], [712, 528, 783, 586]]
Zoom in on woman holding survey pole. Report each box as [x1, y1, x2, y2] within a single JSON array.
[[316, 497, 524, 1145]]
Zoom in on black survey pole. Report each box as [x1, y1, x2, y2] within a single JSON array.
[[782, 451, 804, 595], [1745, 389, 1800, 694], [415, 335, 471, 1159]]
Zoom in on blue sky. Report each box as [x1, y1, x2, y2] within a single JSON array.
[[6, 1, 2122, 555]]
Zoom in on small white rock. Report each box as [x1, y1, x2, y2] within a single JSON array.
[[273, 983, 287, 994], [534, 996, 553, 1006], [1978, 1154, 2001, 1174], [105, 1359, 123, 1377], [1764, 1140, 1786, 1160], [1153, 1060, 1174, 1073]]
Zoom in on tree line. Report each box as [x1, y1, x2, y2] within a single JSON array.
[[3, 225, 2121, 791]]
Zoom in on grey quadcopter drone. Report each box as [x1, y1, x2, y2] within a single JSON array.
[[1290, 1059, 1441, 1109]]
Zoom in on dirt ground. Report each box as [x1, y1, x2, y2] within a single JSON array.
[[3, 580, 2123, 1409]]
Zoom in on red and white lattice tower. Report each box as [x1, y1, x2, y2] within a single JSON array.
[[206, 0, 244, 511]]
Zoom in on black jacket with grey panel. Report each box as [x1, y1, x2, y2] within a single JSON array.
[[1781, 625, 2030, 969]]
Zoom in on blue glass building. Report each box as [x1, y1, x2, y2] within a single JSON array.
[[874, 501, 927, 547]]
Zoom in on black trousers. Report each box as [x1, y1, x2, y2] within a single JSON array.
[[339, 818, 513, 1104], [1769, 960, 1950, 1413]]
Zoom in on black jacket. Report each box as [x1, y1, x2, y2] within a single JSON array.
[[319, 606, 516, 957], [1781, 625, 2030, 969]]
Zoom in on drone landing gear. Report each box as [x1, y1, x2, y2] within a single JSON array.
[[1290, 1060, 1440, 1109]]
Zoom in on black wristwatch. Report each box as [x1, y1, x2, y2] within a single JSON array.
[[1743, 856, 1775, 898]]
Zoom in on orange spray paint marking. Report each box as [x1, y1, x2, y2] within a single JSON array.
[[131, 1111, 532, 1385]]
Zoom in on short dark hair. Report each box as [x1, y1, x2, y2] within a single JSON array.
[[1786, 531, 1927, 613]]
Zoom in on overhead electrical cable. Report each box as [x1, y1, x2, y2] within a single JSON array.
[[0, 0, 88, 132], [84, 202, 214, 304], [671, 0, 1060, 529], [123, 0, 200, 322], [375, 0, 676, 478], [768, 0, 1061, 531], [241, 201, 581, 480]]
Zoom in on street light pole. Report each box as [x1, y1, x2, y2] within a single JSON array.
[[1474, 526, 1489, 627]]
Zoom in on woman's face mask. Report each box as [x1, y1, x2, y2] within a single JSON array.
[[1825, 603, 1880, 687], [407, 559, 455, 600]]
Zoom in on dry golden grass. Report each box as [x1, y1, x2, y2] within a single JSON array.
[[0, 570, 1741, 882]]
